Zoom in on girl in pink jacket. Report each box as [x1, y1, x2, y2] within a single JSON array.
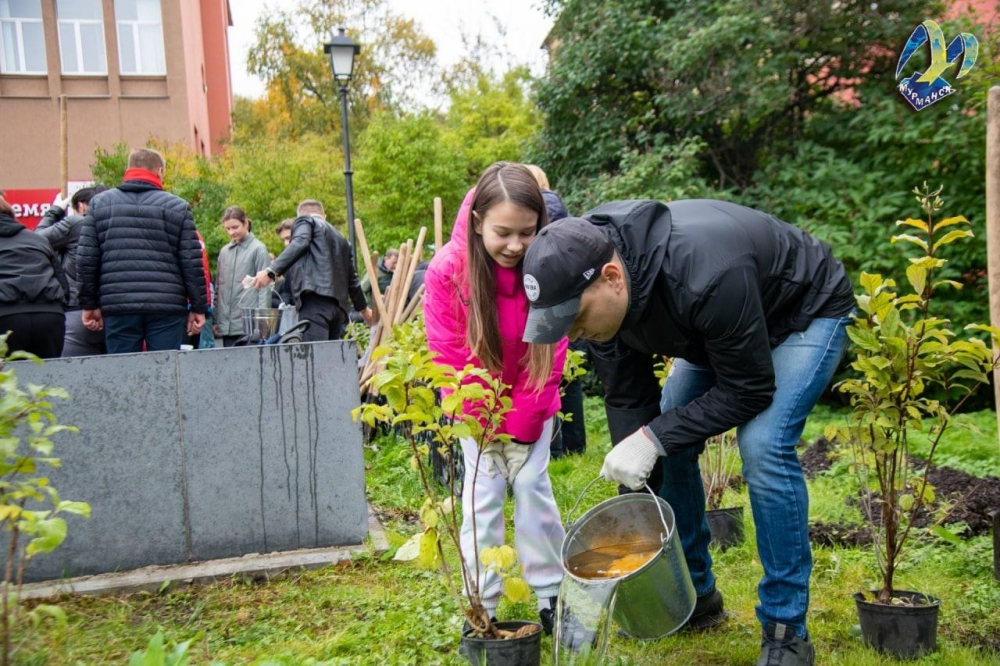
[[424, 162, 567, 632]]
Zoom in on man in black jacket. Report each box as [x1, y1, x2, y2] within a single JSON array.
[[252, 199, 371, 341], [77, 149, 207, 354], [36, 185, 108, 356], [521, 200, 855, 666]]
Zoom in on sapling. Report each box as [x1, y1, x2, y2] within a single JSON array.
[[831, 184, 1000, 604], [0, 334, 90, 664], [353, 321, 536, 640]]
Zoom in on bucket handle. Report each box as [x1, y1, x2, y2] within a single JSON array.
[[237, 282, 285, 309], [566, 476, 672, 543]]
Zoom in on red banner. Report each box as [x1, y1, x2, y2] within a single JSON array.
[[3, 189, 61, 230]]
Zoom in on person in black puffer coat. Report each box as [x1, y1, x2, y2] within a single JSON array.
[[0, 190, 67, 358], [77, 148, 207, 354]]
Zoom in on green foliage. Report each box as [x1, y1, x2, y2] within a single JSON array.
[[535, 0, 935, 189], [244, 0, 437, 138], [128, 632, 196, 666], [702, 429, 740, 511], [354, 111, 468, 253], [352, 321, 530, 640], [563, 138, 717, 214], [829, 185, 1000, 604], [11, 395, 1000, 663], [443, 67, 541, 183], [91, 141, 129, 187], [220, 134, 347, 258], [0, 335, 89, 664]]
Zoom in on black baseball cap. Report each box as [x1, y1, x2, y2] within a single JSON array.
[[522, 217, 615, 344]]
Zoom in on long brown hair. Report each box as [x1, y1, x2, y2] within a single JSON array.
[[466, 162, 555, 391]]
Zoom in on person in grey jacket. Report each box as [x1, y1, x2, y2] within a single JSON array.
[[252, 199, 371, 341], [213, 206, 270, 347], [35, 185, 107, 356]]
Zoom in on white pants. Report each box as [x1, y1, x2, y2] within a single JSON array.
[[459, 419, 565, 604]]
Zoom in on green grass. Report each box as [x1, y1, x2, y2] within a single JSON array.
[[13, 399, 1000, 664]]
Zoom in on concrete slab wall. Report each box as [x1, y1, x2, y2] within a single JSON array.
[[10, 341, 367, 583]]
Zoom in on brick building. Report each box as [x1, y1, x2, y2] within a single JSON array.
[[0, 0, 233, 224]]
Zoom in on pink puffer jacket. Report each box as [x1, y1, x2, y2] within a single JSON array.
[[423, 189, 567, 442]]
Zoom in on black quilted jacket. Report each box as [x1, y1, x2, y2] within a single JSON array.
[[77, 181, 207, 316]]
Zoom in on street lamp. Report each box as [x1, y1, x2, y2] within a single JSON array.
[[324, 27, 361, 268]]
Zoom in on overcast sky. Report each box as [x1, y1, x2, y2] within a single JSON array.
[[226, 0, 554, 99]]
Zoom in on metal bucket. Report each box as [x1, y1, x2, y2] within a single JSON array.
[[562, 482, 696, 639], [241, 307, 282, 340]]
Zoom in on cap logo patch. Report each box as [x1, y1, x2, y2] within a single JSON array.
[[524, 274, 540, 302], [582, 268, 595, 280]]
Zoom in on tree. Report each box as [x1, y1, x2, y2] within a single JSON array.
[[220, 134, 347, 257], [534, 0, 937, 190], [444, 66, 541, 182], [244, 0, 437, 138]]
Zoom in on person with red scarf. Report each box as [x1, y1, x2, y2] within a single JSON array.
[[77, 148, 207, 354]]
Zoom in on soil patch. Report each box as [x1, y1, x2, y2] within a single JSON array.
[[801, 436, 1000, 548], [799, 437, 835, 479]]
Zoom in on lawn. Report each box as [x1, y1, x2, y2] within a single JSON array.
[[12, 399, 1000, 665]]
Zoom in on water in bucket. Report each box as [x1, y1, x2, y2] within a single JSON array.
[[555, 481, 696, 664]]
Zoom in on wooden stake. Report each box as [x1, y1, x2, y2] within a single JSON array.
[[353, 218, 388, 325], [60, 95, 68, 198], [986, 86, 1000, 444], [434, 197, 443, 251], [401, 285, 424, 322]]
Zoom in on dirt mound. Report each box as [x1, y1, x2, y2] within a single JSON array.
[[808, 463, 1000, 548], [799, 431, 1000, 548], [799, 437, 835, 479]]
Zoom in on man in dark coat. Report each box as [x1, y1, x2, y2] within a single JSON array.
[[521, 200, 856, 666], [252, 199, 371, 341], [77, 148, 207, 354], [36, 185, 108, 356]]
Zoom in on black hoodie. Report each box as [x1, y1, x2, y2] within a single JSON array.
[[584, 199, 855, 453], [0, 213, 66, 316]]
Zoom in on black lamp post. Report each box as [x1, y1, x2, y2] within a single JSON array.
[[324, 27, 360, 267]]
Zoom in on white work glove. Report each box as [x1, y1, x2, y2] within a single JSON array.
[[482, 440, 533, 483], [600, 427, 665, 490]]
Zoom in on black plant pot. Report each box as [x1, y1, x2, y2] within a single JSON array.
[[854, 590, 940, 659], [706, 506, 745, 550], [461, 621, 542, 666]]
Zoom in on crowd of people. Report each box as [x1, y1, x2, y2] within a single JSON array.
[[1, 149, 855, 665], [0, 148, 374, 358]]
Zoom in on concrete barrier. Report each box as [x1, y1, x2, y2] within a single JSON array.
[[10, 341, 367, 583]]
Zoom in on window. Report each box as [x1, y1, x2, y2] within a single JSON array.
[[57, 0, 107, 75], [0, 0, 46, 74], [115, 0, 164, 75]]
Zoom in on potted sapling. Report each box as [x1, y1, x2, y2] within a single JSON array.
[[353, 322, 543, 665], [830, 184, 1000, 659], [701, 429, 744, 550]]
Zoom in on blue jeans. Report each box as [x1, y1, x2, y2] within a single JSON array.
[[658, 314, 851, 636], [103, 313, 188, 354]]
